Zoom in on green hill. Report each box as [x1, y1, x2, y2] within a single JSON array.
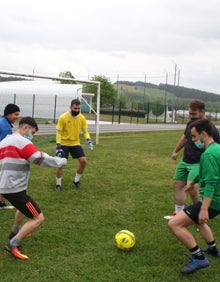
[[115, 81, 220, 110]]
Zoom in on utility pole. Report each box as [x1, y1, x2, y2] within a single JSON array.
[[177, 69, 180, 86], [174, 63, 177, 86]]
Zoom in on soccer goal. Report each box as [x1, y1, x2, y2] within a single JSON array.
[[0, 71, 101, 144]]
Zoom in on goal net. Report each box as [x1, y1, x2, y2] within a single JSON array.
[[0, 71, 100, 143]]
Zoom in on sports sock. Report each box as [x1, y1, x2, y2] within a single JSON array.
[[175, 204, 184, 213], [12, 226, 20, 234], [10, 236, 21, 247], [56, 177, 62, 186], [190, 246, 205, 260], [74, 173, 81, 182]]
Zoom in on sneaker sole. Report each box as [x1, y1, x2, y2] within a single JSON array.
[[181, 263, 209, 274], [164, 215, 172, 220], [0, 206, 14, 210]]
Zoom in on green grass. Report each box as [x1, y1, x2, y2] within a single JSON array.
[[0, 131, 219, 281]]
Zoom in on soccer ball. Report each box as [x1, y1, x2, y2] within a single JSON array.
[[115, 230, 135, 251]]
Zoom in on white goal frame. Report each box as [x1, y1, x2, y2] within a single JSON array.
[[0, 71, 101, 144]]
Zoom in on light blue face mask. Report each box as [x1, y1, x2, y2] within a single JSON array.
[[24, 134, 33, 141], [194, 140, 204, 149]]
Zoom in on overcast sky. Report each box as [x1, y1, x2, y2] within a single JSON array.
[[1, 0, 220, 94]]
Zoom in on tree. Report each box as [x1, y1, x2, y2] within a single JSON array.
[[83, 75, 117, 107], [59, 71, 75, 84]]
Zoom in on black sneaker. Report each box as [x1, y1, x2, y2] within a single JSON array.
[[73, 181, 81, 189], [55, 185, 61, 192], [202, 248, 220, 258]]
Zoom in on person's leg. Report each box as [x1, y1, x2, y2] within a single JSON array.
[[76, 156, 87, 175], [8, 210, 25, 238], [73, 156, 87, 189], [164, 161, 187, 219], [55, 146, 68, 191], [173, 161, 188, 212], [186, 163, 200, 203], [197, 211, 220, 257], [168, 204, 209, 274], [168, 210, 197, 248], [4, 191, 43, 260], [186, 182, 200, 203], [0, 194, 14, 209], [16, 213, 44, 240], [72, 146, 87, 189], [173, 180, 186, 208]]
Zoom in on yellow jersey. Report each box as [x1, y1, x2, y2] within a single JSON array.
[[56, 112, 90, 146]]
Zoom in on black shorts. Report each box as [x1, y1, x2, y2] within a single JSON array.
[[2, 191, 41, 218], [61, 145, 85, 159], [183, 201, 220, 224]]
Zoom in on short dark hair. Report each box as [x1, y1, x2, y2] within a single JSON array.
[[4, 104, 20, 116], [19, 117, 39, 132], [189, 99, 205, 111], [190, 119, 213, 136], [70, 99, 81, 107]]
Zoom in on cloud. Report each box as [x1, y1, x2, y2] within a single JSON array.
[[0, 0, 220, 93]]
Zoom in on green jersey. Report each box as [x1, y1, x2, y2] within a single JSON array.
[[199, 142, 220, 211]]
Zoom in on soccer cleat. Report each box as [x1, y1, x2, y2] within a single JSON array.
[[202, 248, 220, 258], [73, 181, 81, 189], [164, 211, 177, 220], [5, 243, 29, 260], [180, 256, 209, 274], [0, 201, 14, 210], [55, 185, 61, 192]]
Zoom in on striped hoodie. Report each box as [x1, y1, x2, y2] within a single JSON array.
[[0, 133, 67, 194]]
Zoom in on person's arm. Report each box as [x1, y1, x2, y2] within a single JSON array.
[[199, 197, 212, 224], [29, 151, 67, 167], [56, 117, 63, 144], [171, 134, 186, 160], [82, 118, 93, 150], [21, 142, 67, 167], [198, 153, 218, 224]]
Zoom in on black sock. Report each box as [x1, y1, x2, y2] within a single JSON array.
[[190, 246, 205, 260]]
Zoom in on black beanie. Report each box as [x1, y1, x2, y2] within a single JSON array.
[[4, 104, 20, 116]]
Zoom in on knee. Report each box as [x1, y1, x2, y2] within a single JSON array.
[[167, 219, 176, 233], [35, 213, 44, 226], [80, 157, 87, 167]]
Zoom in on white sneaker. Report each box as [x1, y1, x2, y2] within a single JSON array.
[[164, 211, 177, 220]]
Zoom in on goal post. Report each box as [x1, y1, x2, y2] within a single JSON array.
[[0, 71, 101, 144]]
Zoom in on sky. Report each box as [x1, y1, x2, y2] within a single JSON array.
[[1, 0, 220, 94]]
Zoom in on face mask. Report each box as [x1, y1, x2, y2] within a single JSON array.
[[71, 111, 80, 117], [24, 134, 33, 141], [194, 140, 204, 149]]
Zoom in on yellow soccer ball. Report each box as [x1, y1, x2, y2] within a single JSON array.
[[115, 230, 135, 251]]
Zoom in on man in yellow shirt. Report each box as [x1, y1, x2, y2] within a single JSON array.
[[55, 99, 93, 191]]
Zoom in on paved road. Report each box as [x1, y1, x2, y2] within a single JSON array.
[[36, 122, 186, 135]]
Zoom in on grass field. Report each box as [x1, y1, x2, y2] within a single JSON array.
[[0, 131, 220, 282]]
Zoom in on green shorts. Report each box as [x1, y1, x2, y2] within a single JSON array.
[[173, 160, 199, 182]]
